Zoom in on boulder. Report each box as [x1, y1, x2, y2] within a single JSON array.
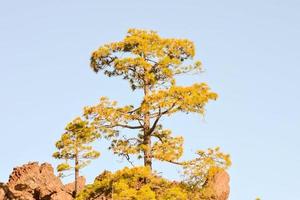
[[203, 170, 230, 200], [1, 162, 85, 200]]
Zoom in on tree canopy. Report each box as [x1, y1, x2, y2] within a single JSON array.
[[53, 117, 100, 196], [51, 28, 232, 199], [84, 29, 226, 171]]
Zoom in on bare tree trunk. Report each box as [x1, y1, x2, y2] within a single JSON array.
[[143, 83, 152, 169], [74, 149, 79, 197], [143, 130, 152, 169]]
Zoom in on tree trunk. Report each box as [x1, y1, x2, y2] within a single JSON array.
[[143, 131, 152, 169], [74, 150, 79, 197], [143, 82, 152, 169]]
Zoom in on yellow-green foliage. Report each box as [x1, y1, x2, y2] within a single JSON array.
[[160, 186, 188, 200], [183, 147, 231, 188], [84, 28, 221, 169], [53, 29, 233, 200], [76, 166, 189, 200], [53, 117, 100, 175], [90, 29, 201, 90], [76, 165, 229, 200]]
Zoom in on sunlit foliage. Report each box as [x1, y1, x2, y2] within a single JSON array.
[[52, 29, 233, 199], [76, 166, 231, 200], [53, 117, 100, 196], [90, 29, 201, 90], [182, 147, 231, 188], [85, 29, 222, 169], [76, 167, 189, 200]]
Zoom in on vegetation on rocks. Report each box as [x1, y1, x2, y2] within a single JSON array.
[[76, 166, 228, 200]]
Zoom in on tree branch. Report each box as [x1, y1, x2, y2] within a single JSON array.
[[127, 107, 141, 114], [148, 108, 162, 135], [150, 102, 178, 118], [165, 160, 185, 166], [115, 124, 143, 129], [148, 102, 179, 135], [104, 123, 142, 130], [152, 133, 164, 143]]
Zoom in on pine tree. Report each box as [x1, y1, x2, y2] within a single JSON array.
[[84, 29, 230, 175], [53, 117, 100, 196]]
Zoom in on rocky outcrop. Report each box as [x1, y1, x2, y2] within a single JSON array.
[[0, 183, 7, 200], [64, 176, 86, 195], [202, 170, 230, 200], [1, 162, 229, 200], [211, 170, 230, 200], [0, 162, 85, 200]]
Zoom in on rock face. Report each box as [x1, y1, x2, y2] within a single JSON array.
[[0, 183, 7, 200], [212, 170, 230, 200], [64, 176, 86, 196], [204, 170, 230, 200], [0, 162, 85, 200]]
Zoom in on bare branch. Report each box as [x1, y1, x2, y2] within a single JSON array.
[[121, 153, 135, 167], [148, 108, 162, 135], [127, 107, 141, 114], [150, 101, 178, 118], [148, 102, 178, 134], [166, 160, 184, 165], [105, 124, 143, 129], [116, 124, 143, 129], [152, 133, 164, 143]]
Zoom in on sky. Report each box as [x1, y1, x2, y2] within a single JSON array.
[[0, 0, 299, 199]]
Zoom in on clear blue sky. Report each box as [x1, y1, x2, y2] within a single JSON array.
[[0, 1, 299, 199]]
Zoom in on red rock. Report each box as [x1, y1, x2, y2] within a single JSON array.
[[0, 184, 5, 200], [1, 162, 84, 200], [50, 191, 74, 200], [211, 170, 230, 200], [203, 170, 230, 200], [64, 176, 86, 195]]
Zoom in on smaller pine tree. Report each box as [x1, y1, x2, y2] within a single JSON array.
[[53, 117, 100, 197]]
